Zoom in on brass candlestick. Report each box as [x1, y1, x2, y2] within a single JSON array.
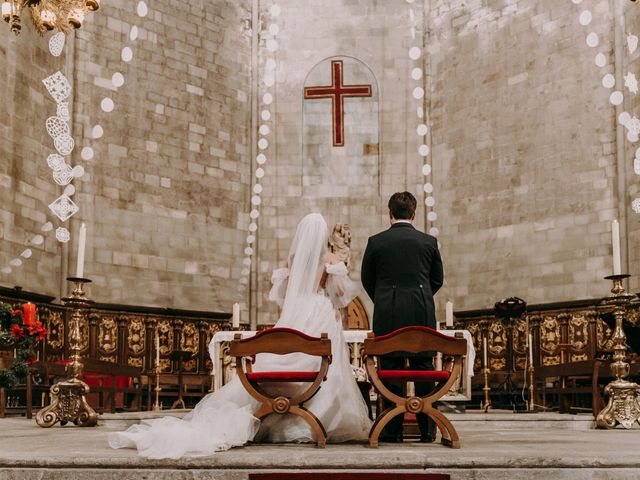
[[596, 274, 640, 429], [528, 364, 535, 413], [481, 367, 491, 412], [36, 278, 98, 428], [152, 329, 162, 411]]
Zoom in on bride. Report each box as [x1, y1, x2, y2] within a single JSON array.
[[108, 213, 372, 458]]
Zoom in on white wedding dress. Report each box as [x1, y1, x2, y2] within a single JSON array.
[[108, 213, 372, 459]]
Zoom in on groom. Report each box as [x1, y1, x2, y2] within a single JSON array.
[[361, 191, 444, 443]]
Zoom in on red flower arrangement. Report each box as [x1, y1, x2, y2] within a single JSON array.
[[0, 302, 47, 388]]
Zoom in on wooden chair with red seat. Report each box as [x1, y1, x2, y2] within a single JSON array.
[[229, 328, 332, 447], [363, 326, 467, 449]]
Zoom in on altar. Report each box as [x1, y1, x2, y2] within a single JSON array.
[[210, 329, 475, 401]]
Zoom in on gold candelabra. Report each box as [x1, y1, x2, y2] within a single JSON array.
[[152, 328, 162, 411], [596, 274, 640, 429], [36, 277, 97, 427], [481, 367, 491, 412], [528, 364, 535, 413]]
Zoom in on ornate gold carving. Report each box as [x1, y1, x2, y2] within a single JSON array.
[[514, 357, 527, 370], [597, 318, 615, 352], [488, 322, 506, 356], [571, 353, 588, 362], [99, 355, 116, 363], [512, 319, 528, 355], [183, 359, 197, 372], [157, 319, 173, 356], [47, 310, 65, 350], [77, 315, 89, 353], [569, 314, 589, 352], [158, 358, 171, 372], [98, 318, 117, 354], [128, 357, 143, 368], [542, 355, 560, 366], [540, 316, 560, 354], [490, 358, 505, 371], [128, 317, 145, 355], [180, 322, 199, 353]]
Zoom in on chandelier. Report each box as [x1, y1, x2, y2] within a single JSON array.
[[1, 0, 99, 36]]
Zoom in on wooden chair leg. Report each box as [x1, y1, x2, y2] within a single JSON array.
[[428, 408, 460, 449], [290, 405, 327, 448], [368, 405, 406, 448]]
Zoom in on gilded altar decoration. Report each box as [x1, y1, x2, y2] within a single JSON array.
[[98, 317, 117, 354], [180, 322, 198, 372], [540, 316, 560, 353], [488, 321, 506, 355], [596, 274, 640, 430], [0, 302, 47, 389], [512, 319, 528, 355], [569, 315, 589, 352], [597, 318, 615, 352], [127, 317, 145, 355], [37, 278, 97, 428], [46, 309, 64, 350]]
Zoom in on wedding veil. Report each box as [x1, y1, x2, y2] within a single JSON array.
[[280, 213, 328, 318]]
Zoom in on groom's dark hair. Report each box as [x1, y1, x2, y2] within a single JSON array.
[[388, 192, 417, 220]]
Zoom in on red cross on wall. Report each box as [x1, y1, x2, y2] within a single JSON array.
[[304, 60, 372, 147]]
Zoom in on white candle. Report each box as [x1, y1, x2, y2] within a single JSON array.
[[528, 333, 533, 365], [445, 301, 454, 327], [232, 303, 240, 329], [483, 337, 488, 367], [75, 223, 87, 278], [612, 219, 621, 275], [155, 333, 160, 367]]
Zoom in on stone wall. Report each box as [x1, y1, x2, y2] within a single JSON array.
[[0, 0, 252, 312], [2, 0, 638, 323]]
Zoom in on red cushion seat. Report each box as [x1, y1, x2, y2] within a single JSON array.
[[377, 370, 451, 382], [246, 371, 319, 382]]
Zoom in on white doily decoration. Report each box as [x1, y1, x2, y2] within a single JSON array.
[[64, 184, 75, 196], [1, 267, 11, 274], [55, 227, 71, 243], [121, 47, 133, 62], [634, 157, 640, 175], [9, 258, 22, 267], [632, 197, 640, 214], [41, 222, 53, 232], [270, 4, 281, 16], [256, 154, 266, 165], [48, 32, 65, 57], [112, 72, 125, 88], [626, 116, 640, 136], [48, 194, 79, 222], [20, 249, 32, 258], [56, 102, 70, 121], [263, 93, 273, 105], [54, 134, 75, 155], [253, 184, 263, 194], [42, 71, 72, 103], [46, 116, 70, 139], [81, 147, 94, 160], [47, 153, 65, 170], [129, 25, 139, 41], [629, 34, 639, 55], [53, 164, 74, 186], [595, 53, 607, 67], [101, 97, 115, 112], [625, 72, 638, 94]]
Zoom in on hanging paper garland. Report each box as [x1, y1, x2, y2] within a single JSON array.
[[572, 0, 640, 212], [236, 2, 281, 296]]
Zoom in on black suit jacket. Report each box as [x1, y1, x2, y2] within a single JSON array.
[[361, 222, 444, 337]]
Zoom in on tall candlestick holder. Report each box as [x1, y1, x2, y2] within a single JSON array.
[[596, 274, 640, 429], [481, 367, 491, 412], [528, 364, 535, 413], [152, 328, 162, 411], [36, 278, 98, 428]]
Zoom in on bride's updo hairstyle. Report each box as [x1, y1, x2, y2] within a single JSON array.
[[283, 213, 328, 308]]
